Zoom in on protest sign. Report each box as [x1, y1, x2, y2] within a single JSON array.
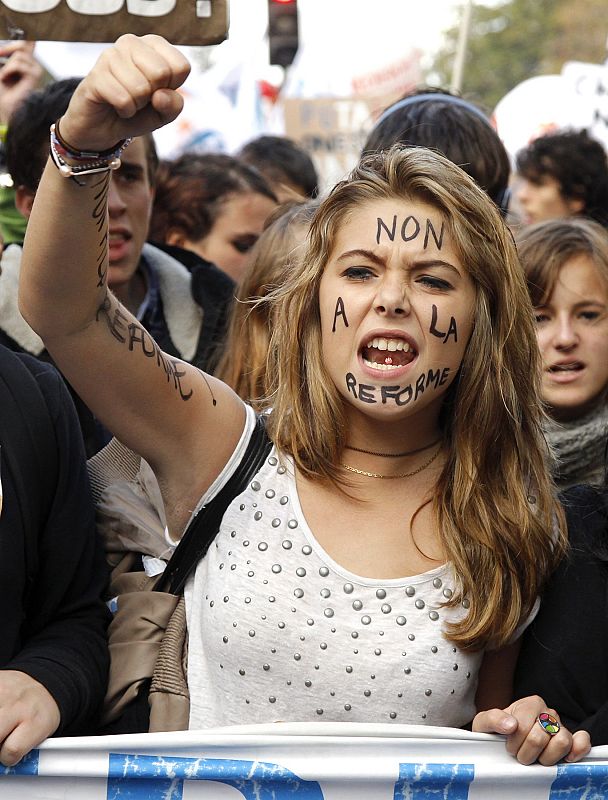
[[0, 0, 228, 45], [1, 722, 607, 799]]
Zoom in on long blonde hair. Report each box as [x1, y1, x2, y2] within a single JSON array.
[[265, 146, 565, 650], [214, 200, 319, 408]]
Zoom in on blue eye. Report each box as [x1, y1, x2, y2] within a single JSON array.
[[417, 275, 452, 290], [579, 310, 600, 321], [344, 267, 374, 281]]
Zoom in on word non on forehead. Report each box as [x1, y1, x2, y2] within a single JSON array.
[[345, 368, 450, 406], [377, 215, 445, 250]]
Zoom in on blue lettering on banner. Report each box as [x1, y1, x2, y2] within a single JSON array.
[[0, 749, 40, 776], [393, 763, 475, 799], [550, 762, 608, 798], [106, 753, 325, 799]]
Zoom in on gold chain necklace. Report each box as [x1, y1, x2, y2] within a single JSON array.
[[344, 437, 441, 458], [341, 444, 442, 479]]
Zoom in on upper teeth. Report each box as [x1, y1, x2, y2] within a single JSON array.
[[367, 337, 411, 352]]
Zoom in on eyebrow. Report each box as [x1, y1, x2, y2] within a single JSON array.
[[540, 299, 607, 310], [117, 162, 145, 175], [335, 249, 461, 276], [336, 248, 385, 266]]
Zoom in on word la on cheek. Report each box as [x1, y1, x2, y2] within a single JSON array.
[[345, 368, 450, 406], [332, 296, 349, 333], [429, 304, 458, 343], [376, 215, 445, 250]]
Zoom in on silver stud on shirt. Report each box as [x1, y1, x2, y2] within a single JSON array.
[[302, 545, 312, 555], [296, 567, 306, 577], [405, 586, 416, 597], [352, 600, 363, 611], [265, 489, 276, 499], [381, 604, 392, 614], [415, 599, 425, 609], [343, 583, 354, 594], [251, 481, 261, 491], [429, 611, 439, 621], [288, 519, 298, 529], [361, 615, 371, 625], [376, 589, 387, 599], [254, 511, 263, 521], [396, 616, 406, 626], [282, 540, 292, 549], [271, 519, 281, 528], [258, 542, 268, 551]]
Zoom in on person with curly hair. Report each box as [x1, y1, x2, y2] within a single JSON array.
[[515, 129, 608, 228]]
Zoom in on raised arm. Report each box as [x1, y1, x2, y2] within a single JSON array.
[[18, 35, 244, 530]]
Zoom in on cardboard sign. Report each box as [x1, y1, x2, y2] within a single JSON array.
[[283, 96, 380, 191], [0, 0, 228, 45]]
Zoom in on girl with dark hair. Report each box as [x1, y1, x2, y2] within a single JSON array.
[[149, 152, 278, 284]]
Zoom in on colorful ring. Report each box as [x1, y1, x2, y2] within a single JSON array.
[[537, 712, 561, 736]]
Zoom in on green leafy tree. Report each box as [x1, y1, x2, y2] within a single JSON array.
[[430, 0, 606, 111]]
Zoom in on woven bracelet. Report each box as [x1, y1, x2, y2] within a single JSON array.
[[49, 121, 132, 182]]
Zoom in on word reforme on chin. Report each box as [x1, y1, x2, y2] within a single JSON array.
[[346, 367, 450, 406]]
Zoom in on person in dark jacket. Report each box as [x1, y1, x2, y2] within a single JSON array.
[[515, 484, 608, 745], [0, 344, 109, 765], [1, 77, 235, 455]]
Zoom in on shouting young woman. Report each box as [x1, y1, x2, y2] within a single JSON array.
[[18, 35, 590, 765]]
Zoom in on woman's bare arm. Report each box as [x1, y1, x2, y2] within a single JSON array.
[[19, 35, 245, 526]]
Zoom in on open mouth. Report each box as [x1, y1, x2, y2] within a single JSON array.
[[361, 337, 417, 372], [548, 362, 584, 374]]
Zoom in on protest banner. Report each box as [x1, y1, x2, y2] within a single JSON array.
[[0, 0, 228, 45], [1, 722, 607, 799], [561, 60, 608, 149]]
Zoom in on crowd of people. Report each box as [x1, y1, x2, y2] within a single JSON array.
[[0, 33, 607, 771]]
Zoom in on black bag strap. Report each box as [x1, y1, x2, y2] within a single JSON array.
[[156, 414, 272, 595]]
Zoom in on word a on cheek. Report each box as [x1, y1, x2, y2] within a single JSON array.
[[96, 296, 193, 401], [376, 215, 445, 249], [332, 296, 349, 333], [346, 368, 450, 406], [430, 304, 457, 343]]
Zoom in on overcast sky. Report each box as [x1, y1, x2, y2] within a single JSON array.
[[36, 0, 462, 80]]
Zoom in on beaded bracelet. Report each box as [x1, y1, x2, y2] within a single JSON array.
[[49, 121, 132, 183]]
